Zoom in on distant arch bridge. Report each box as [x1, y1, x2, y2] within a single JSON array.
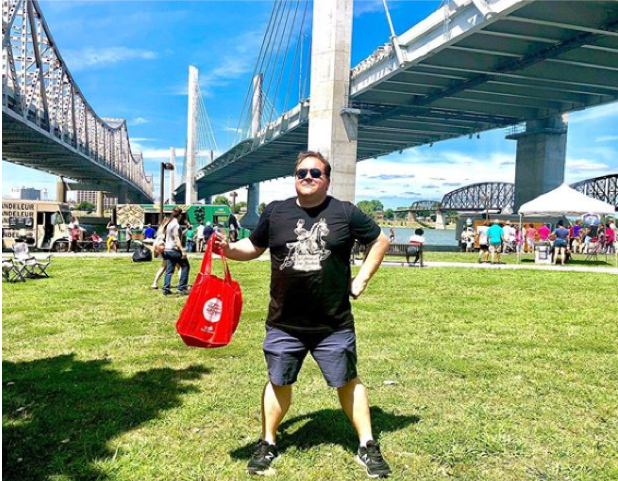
[[393, 175, 617, 215], [440, 182, 515, 213], [571, 174, 617, 209]]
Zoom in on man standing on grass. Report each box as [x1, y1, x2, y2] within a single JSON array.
[[214, 151, 392, 478], [162, 207, 190, 296], [487, 219, 505, 264]]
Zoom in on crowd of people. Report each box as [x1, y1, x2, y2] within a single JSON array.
[[461, 217, 617, 265]]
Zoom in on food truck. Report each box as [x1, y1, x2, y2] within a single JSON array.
[[2, 199, 72, 251], [114, 204, 250, 241]]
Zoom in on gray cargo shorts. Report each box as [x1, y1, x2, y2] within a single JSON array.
[[263, 325, 358, 388]]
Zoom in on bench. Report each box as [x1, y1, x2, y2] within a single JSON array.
[[353, 242, 424, 267]]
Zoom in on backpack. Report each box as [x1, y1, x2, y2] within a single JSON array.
[[132, 245, 152, 263]]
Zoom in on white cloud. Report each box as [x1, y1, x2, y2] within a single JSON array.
[[354, 0, 398, 17], [566, 159, 610, 172], [129, 117, 148, 126], [63, 46, 157, 72], [595, 135, 618, 143], [168, 29, 264, 97], [569, 103, 618, 124], [355, 149, 516, 207]]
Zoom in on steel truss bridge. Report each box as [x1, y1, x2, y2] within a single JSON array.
[[571, 174, 618, 209], [2, 0, 154, 202], [394, 200, 442, 214], [433, 176, 618, 213], [441, 182, 515, 212], [176, 0, 618, 199]]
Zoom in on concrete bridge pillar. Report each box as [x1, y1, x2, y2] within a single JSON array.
[[96, 191, 104, 217], [242, 184, 260, 230], [406, 211, 417, 223], [435, 211, 446, 230], [508, 114, 568, 211], [308, 0, 357, 202], [56, 180, 66, 203], [185, 66, 199, 205], [117, 184, 128, 204]]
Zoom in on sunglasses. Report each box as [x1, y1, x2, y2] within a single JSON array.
[[296, 168, 323, 180]]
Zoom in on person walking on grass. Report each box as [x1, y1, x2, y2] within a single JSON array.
[[476, 220, 490, 263], [487, 219, 504, 264], [214, 151, 392, 479], [162, 208, 190, 296]]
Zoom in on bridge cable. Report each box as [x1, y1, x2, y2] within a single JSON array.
[[232, 0, 283, 145]]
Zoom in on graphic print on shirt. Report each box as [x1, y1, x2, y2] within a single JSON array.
[[280, 218, 331, 271]]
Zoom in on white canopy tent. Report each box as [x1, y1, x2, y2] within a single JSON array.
[[517, 183, 616, 265], [518, 183, 615, 217]]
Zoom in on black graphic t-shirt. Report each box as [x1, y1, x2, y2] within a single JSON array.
[[249, 196, 381, 334]]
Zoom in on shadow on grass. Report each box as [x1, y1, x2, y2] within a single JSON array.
[[231, 407, 420, 459], [519, 257, 612, 266], [3, 354, 210, 481]]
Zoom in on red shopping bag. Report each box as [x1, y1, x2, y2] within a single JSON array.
[[176, 236, 243, 348]]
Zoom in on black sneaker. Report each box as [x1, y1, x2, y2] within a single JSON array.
[[356, 441, 391, 478], [247, 440, 278, 476]]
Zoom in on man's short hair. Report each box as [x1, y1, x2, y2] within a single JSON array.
[[295, 151, 332, 178]]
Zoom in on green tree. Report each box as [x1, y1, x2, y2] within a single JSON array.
[[258, 202, 267, 214], [75, 201, 95, 212], [213, 195, 229, 206], [356, 200, 385, 218], [234, 201, 247, 214], [384, 209, 395, 220]]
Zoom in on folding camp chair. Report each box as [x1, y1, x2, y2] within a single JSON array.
[[30, 254, 52, 278], [13, 256, 52, 278], [2, 259, 26, 283], [584, 239, 605, 263]]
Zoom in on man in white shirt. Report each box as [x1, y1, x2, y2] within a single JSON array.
[[476, 221, 490, 263], [502, 220, 516, 253], [196, 221, 206, 252]]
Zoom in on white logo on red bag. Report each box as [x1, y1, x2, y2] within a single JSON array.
[[203, 297, 223, 323]]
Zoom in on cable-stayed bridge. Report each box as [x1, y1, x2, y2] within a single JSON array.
[[2, 0, 154, 203], [174, 0, 618, 204]]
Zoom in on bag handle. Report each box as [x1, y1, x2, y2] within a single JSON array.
[[199, 235, 232, 283]]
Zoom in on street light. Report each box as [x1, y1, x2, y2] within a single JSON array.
[[160, 162, 175, 225], [230, 191, 238, 214]]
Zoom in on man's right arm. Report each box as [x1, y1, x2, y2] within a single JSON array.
[[215, 234, 266, 261]]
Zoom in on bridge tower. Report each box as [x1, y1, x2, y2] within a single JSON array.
[[185, 66, 199, 204], [242, 74, 264, 230], [508, 114, 568, 211], [307, 0, 357, 202]]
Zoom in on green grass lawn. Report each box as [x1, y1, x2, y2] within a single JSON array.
[[3, 258, 617, 481]]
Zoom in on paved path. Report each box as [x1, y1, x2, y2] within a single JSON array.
[[373, 259, 618, 275], [5, 252, 616, 274]]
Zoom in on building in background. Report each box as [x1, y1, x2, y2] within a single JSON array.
[[68, 191, 117, 210], [8, 186, 46, 200]]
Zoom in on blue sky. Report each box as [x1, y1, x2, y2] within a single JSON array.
[[3, 0, 618, 209]]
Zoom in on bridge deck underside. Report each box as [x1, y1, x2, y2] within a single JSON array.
[[352, 0, 618, 159], [188, 124, 308, 198], [190, 0, 618, 196], [3, 111, 148, 199]]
